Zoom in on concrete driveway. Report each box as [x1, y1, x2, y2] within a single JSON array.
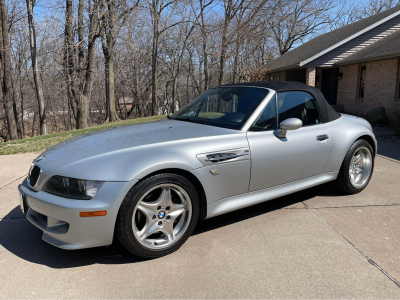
[[0, 148, 400, 299]]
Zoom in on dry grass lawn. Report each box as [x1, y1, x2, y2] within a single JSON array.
[[0, 115, 166, 155]]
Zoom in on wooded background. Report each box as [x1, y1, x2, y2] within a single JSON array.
[[0, 0, 399, 141]]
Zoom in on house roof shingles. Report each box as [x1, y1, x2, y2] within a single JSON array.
[[338, 27, 400, 64], [268, 5, 400, 72]]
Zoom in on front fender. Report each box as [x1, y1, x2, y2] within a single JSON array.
[[54, 144, 204, 183]]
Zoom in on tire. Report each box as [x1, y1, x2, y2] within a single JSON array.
[[116, 173, 199, 259], [335, 139, 374, 194]]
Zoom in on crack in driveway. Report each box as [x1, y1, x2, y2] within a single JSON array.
[[312, 209, 400, 289], [377, 154, 400, 164], [0, 174, 27, 190], [284, 203, 400, 210]]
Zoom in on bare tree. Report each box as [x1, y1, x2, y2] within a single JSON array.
[[266, 0, 336, 55], [199, 0, 209, 91], [26, 0, 46, 135], [63, 0, 102, 129], [218, 0, 245, 85], [231, 0, 269, 83], [339, 0, 400, 24], [360, 0, 400, 16], [167, 0, 214, 113], [0, 0, 18, 140], [101, 0, 138, 122], [0, 0, 396, 141], [146, 0, 183, 115]]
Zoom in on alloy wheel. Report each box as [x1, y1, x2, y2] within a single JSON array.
[[132, 184, 192, 250], [349, 146, 372, 188]]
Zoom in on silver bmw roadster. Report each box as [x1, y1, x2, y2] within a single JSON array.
[[18, 82, 376, 258]]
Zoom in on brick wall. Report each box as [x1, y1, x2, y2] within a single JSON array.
[[306, 67, 316, 87], [337, 58, 400, 116]]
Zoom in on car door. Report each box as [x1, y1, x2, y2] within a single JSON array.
[[247, 90, 333, 192]]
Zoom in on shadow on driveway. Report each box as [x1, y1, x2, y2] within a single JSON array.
[[0, 183, 344, 269]]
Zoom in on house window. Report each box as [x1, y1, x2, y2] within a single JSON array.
[[270, 74, 280, 81], [358, 65, 366, 99]]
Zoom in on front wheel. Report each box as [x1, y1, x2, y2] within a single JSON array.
[[116, 173, 199, 258], [335, 139, 374, 194]]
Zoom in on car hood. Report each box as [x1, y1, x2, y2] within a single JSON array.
[[33, 120, 245, 185], [41, 120, 238, 161]]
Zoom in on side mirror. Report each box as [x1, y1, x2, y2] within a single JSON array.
[[276, 118, 302, 138]]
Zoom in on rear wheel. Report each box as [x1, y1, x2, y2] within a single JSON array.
[[335, 139, 374, 194], [116, 173, 199, 258]]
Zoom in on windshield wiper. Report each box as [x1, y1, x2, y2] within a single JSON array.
[[173, 116, 206, 125]]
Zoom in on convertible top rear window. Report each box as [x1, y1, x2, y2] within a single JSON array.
[[172, 87, 269, 130]]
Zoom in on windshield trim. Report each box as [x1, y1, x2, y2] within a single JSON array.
[[238, 87, 275, 131], [173, 86, 274, 131]]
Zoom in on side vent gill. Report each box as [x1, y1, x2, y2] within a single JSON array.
[[206, 153, 238, 163], [205, 152, 249, 163], [197, 148, 250, 166]]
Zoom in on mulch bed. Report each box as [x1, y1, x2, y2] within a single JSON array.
[[372, 124, 400, 143]]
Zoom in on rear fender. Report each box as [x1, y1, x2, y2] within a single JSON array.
[[323, 116, 376, 173]]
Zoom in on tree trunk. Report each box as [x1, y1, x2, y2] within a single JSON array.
[[19, 86, 25, 138], [47, 87, 58, 132], [26, 0, 46, 135], [76, 0, 88, 129], [200, 4, 208, 91], [219, 20, 229, 86], [151, 29, 159, 116], [11, 78, 22, 139], [101, 0, 120, 123], [76, 93, 89, 129], [0, 0, 19, 140], [13, 100, 22, 139], [31, 111, 36, 137], [63, 0, 76, 124], [232, 36, 241, 83], [171, 76, 178, 114], [104, 54, 119, 122]]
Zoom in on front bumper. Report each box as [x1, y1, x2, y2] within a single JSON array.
[[18, 179, 137, 250]]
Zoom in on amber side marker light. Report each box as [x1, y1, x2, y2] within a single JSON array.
[[80, 211, 107, 217]]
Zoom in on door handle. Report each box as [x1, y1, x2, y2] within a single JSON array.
[[316, 134, 329, 141]]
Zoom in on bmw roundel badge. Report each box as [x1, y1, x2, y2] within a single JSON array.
[[35, 156, 45, 162]]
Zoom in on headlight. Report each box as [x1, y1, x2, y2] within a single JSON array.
[[43, 176, 104, 200]]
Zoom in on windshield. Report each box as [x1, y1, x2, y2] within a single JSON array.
[[172, 87, 269, 130]]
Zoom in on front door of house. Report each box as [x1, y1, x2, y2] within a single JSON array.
[[321, 68, 339, 105]]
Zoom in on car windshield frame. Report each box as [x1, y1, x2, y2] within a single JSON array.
[[171, 86, 270, 130]]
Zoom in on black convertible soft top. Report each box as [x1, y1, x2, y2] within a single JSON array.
[[221, 81, 341, 123]]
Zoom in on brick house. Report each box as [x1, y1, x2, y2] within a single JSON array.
[[267, 6, 400, 116]]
